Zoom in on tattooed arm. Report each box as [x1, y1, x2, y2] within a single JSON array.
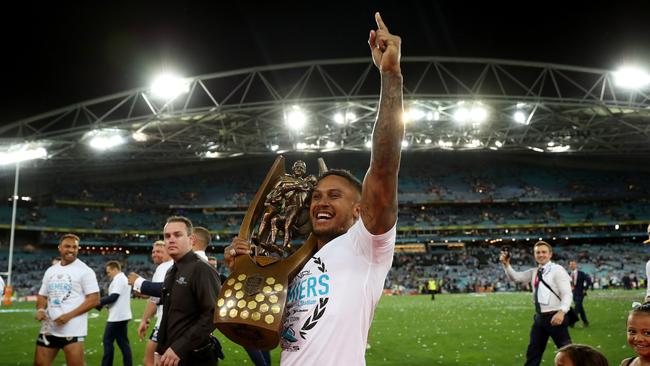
[[361, 12, 404, 235]]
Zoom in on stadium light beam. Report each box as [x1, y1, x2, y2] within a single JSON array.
[[85, 129, 127, 151], [150, 73, 190, 100], [613, 66, 650, 89], [286, 106, 307, 130], [0, 146, 47, 166], [513, 110, 527, 124]]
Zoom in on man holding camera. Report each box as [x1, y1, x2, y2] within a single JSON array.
[[500, 241, 572, 366]]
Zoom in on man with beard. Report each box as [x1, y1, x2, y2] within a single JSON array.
[[225, 12, 403, 365], [34, 234, 100, 366]]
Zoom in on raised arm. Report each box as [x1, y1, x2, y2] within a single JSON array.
[[361, 12, 404, 235]]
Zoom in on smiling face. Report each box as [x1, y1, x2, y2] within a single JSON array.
[[310, 175, 361, 248], [628, 312, 650, 360], [569, 260, 577, 271], [151, 243, 169, 265], [534, 243, 552, 266], [58, 237, 79, 266], [163, 221, 193, 261]]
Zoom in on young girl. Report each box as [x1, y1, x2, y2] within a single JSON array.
[[555, 344, 608, 366], [621, 302, 650, 366]]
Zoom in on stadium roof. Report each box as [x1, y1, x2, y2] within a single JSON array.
[[1, 56, 649, 174]]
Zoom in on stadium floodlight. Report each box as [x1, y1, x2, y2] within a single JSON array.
[[433, 111, 440, 121], [84, 129, 127, 150], [424, 138, 432, 144], [547, 141, 555, 147], [465, 139, 481, 148], [494, 141, 503, 148], [270, 144, 279, 151], [547, 144, 570, 153], [453, 107, 469, 123], [2, 143, 48, 291], [203, 151, 220, 158], [513, 111, 527, 124], [325, 141, 336, 149], [615, 224, 620, 230], [365, 140, 372, 148], [454, 104, 488, 124], [613, 66, 650, 89], [401, 140, 409, 148], [132, 131, 148, 142], [403, 108, 425, 124], [296, 142, 308, 150], [528, 146, 545, 153], [333, 111, 357, 124], [150, 73, 190, 100], [286, 105, 307, 130], [0, 145, 47, 165]]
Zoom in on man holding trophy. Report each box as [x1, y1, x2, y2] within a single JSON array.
[[225, 11, 403, 366]]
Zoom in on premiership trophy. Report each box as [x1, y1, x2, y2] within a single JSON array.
[[214, 156, 326, 349]]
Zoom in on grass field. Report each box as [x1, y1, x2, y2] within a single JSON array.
[[0, 289, 639, 365]]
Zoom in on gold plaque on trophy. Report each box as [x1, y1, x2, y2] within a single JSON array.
[[214, 156, 326, 349]]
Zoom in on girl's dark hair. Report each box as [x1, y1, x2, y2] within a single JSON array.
[[556, 344, 609, 366]]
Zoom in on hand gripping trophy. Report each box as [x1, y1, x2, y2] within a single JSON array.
[[214, 156, 326, 349]]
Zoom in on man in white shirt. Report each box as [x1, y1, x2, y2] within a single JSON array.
[[0, 275, 4, 298], [500, 241, 573, 366], [192, 226, 211, 261], [137, 240, 172, 366], [225, 12, 403, 366], [97, 260, 133, 366], [34, 233, 100, 366]]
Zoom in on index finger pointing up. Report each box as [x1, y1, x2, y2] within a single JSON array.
[[375, 12, 388, 31]]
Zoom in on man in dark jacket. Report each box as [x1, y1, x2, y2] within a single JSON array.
[[569, 260, 592, 327], [156, 216, 222, 366]]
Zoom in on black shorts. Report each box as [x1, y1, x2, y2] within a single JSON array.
[[149, 326, 159, 342], [36, 334, 84, 349]]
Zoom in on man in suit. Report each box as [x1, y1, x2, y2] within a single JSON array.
[[569, 260, 592, 327]]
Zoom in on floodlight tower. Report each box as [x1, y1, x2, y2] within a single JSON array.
[[0, 144, 47, 300]]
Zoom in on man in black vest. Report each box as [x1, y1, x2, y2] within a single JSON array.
[[156, 216, 222, 366]]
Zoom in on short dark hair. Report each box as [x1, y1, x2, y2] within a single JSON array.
[[317, 169, 362, 195], [106, 260, 121, 271], [166, 216, 193, 235], [556, 344, 609, 366], [193, 226, 211, 250], [59, 233, 80, 245]]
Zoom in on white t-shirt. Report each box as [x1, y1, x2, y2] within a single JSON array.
[[280, 219, 396, 366], [0, 275, 4, 297], [150, 260, 173, 327], [38, 259, 100, 337], [107, 272, 132, 322]]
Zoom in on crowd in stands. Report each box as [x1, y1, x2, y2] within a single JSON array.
[[386, 243, 648, 295], [2, 241, 647, 299]]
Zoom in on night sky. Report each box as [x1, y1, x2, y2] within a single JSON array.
[[2, 1, 649, 123]]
